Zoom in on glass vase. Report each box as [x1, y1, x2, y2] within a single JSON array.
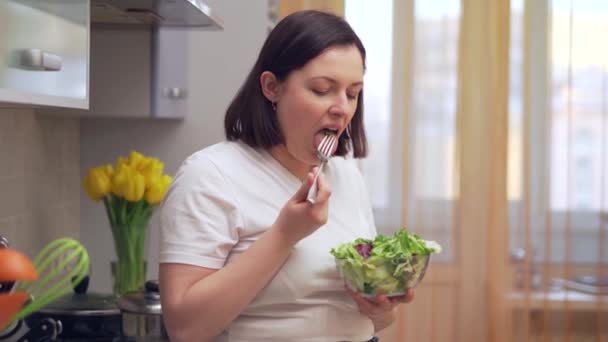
[[109, 221, 148, 295], [111, 260, 147, 296]]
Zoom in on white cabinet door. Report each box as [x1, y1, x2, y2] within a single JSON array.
[[0, 0, 89, 109]]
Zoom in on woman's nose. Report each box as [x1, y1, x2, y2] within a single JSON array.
[[328, 93, 349, 117]]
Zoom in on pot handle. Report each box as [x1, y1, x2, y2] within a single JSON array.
[[0, 319, 23, 340], [17, 317, 62, 342], [72, 275, 90, 294], [145, 280, 160, 293]]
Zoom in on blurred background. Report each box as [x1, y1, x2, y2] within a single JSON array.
[[279, 0, 608, 341]]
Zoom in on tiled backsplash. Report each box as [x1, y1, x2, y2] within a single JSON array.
[[0, 108, 80, 258]]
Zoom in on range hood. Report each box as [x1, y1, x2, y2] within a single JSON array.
[[91, 0, 223, 28]]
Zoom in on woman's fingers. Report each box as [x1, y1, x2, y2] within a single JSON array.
[[347, 287, 393, 315], [293, 168, 316, 202], [347, 286, 416, 316], [345, 287, 371, 309], [370, 295, 393, 311], [350, 291, 378, 314], [403, 288, 415, 303], [313, 172, 332, 205], [387, 289, 415, 305]]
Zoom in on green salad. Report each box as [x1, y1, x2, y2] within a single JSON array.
[[330, 229, 442, 296]]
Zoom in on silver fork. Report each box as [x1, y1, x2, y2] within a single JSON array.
[[306, 133, 338, 204]]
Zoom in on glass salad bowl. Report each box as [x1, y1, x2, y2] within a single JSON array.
[[331, 229, 441, 298]]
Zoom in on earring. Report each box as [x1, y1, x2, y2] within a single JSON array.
[[271, 102, 277, 111]]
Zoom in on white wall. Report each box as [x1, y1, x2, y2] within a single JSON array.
[[80, 0, 269, 293]]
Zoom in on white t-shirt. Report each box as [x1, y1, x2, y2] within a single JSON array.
[[159, 141, 377, 342]]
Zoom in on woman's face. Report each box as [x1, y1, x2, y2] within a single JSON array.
[[265, 44, 364, 178]]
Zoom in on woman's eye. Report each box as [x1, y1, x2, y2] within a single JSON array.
[[347, 92, 359, 100], [312, 89, 329, 96]]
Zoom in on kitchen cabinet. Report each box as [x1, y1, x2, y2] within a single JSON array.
[[59, 17, 223, 119], [42, 24, 222, 119], [0, 0, 222, 116], [45, 26, 193, 119], [39, 1, 224, 119], [0, 0, 90, 109]]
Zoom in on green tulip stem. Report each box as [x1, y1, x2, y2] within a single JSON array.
[[104, 195, 154, 295]]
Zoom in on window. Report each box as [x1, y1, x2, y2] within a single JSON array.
[[344, 0, 394, 211], [509, 0, 608, 264], [348, 0, 607, 265], [346, 0, 461, 262], [550, 0, 608, 212]]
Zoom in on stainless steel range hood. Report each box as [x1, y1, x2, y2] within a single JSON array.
[[91, 0, 223, 28]]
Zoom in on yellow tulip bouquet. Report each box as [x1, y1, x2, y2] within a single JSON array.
[[83, 151, 172, 295]]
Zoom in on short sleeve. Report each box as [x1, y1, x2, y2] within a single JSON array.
[[159, 154, 243, 269]]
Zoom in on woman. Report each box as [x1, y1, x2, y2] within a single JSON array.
[[159, 10, 414, 342]]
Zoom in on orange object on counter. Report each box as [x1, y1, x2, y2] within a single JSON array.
[[0, 292, 29, 329], [0, 248, 38, 282], [0, 248, 38, 329]]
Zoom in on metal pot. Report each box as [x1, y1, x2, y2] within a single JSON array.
[[116, 280, 169, 341], [0, 236, 122, 341], [0, 275, 122, 342], [27, 277, 122, 340]]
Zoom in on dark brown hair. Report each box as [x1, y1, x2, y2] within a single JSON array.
[[224, 10, 368, 157]]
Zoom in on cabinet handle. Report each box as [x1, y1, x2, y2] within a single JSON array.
[[164, 87, 187, 100], [20, 49, 62, 71]]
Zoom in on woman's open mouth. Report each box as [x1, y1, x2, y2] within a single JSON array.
[[313, 128, 338, 156]]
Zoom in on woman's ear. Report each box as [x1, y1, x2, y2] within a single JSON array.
[[260, 71, 281, 103]]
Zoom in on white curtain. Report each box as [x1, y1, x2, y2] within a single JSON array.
[[347, 0, 607, 341]]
